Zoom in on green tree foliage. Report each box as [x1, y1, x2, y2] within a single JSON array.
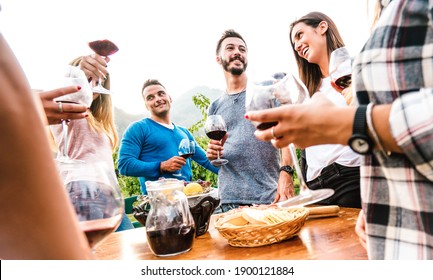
[[188, 93, 218, 187], [113, 146, 141, 197]]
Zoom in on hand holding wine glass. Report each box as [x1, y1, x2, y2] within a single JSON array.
[[245, 71, 334, 207], [38, 87, 88, 125], [52, 66, 93, 164], [246, 72, 309, 130], [173, 139, 195, 177], [88, 39, 119, 94], [205, 115, 228, 166], [58, 161, 124, 251]]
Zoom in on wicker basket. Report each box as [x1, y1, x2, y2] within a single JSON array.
[[214, 207, 309, 247]]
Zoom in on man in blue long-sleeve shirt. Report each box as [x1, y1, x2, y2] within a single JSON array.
[[118, 79, 218, 194]]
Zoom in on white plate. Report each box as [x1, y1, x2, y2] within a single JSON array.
[[186, 188, 218, 199], [276, 188, 335, 208]]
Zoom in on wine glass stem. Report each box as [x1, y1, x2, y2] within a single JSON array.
[[61, 120, 69, 158], [288, 143, 311, 196]]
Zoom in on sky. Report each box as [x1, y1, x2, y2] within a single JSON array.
[[0, 0, 374, 115]]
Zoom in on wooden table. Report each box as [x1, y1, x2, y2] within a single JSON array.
[[94, 207, 367, 260]]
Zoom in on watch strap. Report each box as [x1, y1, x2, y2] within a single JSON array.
[[353, 105, 368, 135], [279, 165, 294, 175]]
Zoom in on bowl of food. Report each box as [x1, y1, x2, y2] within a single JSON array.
[[214, 206, 309, 247], [183, 180, 218, 200], [183, 180, 220, 236]]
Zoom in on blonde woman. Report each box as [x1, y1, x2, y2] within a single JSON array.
[[50, 54, 133, 231]]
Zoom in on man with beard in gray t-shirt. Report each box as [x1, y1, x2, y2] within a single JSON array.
[[206, 30, 294, 213]]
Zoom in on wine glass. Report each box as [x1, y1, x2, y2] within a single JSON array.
[[329, 47, 352, 89], [52, 66, 93, 164], [88, 39, 119, 94], [173, 139, 195, 177], [246, 72, 334, 207], [58, 161, 124, 251], [246, 72, 309, 130], [204, 115, 228, 166]]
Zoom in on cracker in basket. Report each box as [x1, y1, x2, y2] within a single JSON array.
[[241, 208, 269, 225]]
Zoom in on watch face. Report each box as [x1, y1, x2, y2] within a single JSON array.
[[351, 138, 370, 154]]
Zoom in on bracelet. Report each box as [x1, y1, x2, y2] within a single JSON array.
[[366, 103, 391, 157]]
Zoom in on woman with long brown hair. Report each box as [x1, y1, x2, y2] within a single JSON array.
[[284, 12, 362, 208]]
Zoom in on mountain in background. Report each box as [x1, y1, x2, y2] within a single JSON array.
[[114, 86, 223, 137]]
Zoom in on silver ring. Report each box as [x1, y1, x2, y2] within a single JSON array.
[[271, 127, 278, 139], [271, 127, 283, 139], [58, 102, 63, 113]]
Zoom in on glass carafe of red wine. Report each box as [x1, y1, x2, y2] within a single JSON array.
[[144, 178, 195, 257]]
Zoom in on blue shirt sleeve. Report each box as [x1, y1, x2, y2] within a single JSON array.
[[118, 121, 162, 178]]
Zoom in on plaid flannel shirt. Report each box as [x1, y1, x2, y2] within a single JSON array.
[[352, 0, 433, 259]]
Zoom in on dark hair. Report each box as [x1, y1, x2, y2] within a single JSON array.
[[289, 12, 345, 96], [141, 79, 165, 94], [215, 29, 247, 55]]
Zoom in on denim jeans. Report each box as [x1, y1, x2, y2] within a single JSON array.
[[213, 203, 252, 214], [115, 212, 134, 232]]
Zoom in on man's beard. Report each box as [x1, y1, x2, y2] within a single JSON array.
[[221, 57, 247, 76]]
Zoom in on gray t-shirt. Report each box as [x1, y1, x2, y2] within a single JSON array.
[[208, 91, 280, 205]]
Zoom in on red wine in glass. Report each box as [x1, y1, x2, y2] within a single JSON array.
[[60, 161, 124, 252], [174, 139, 195, 177], [246, 73, 308, 130], [88, 39, 119, 56], [204, 115, 229, 166], [335, 74, 352, 89], [180, 153, 194, 159], [81, 216, 122, 249], [329, 47, 352, 90], [88, 39, 119, 94], [206, 130, 227, 141]]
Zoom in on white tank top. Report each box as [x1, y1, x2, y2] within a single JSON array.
[[305, 77, 361, 181]]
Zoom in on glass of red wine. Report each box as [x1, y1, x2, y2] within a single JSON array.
[[51, 66, 93, 164], [173, 139, 195, 177], [88, 39, 119, 94], [245, 72, 309, 130], [246, 71, 334, 207], [329, 47, 352, 89], [204, 115, 228, 166], [58, 161, 124, 251]]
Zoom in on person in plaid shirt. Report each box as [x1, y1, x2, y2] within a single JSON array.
[[246, 0, 433, 259]]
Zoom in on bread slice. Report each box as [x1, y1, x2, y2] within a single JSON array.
[[241, 208, 269, 225], [219, 212, 249, 226]]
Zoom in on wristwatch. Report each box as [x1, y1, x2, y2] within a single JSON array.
[[279, 165, 294, 175], [348, 105, 373, 155]]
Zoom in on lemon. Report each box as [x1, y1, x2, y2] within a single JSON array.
[[183, 182, 203, 196]]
